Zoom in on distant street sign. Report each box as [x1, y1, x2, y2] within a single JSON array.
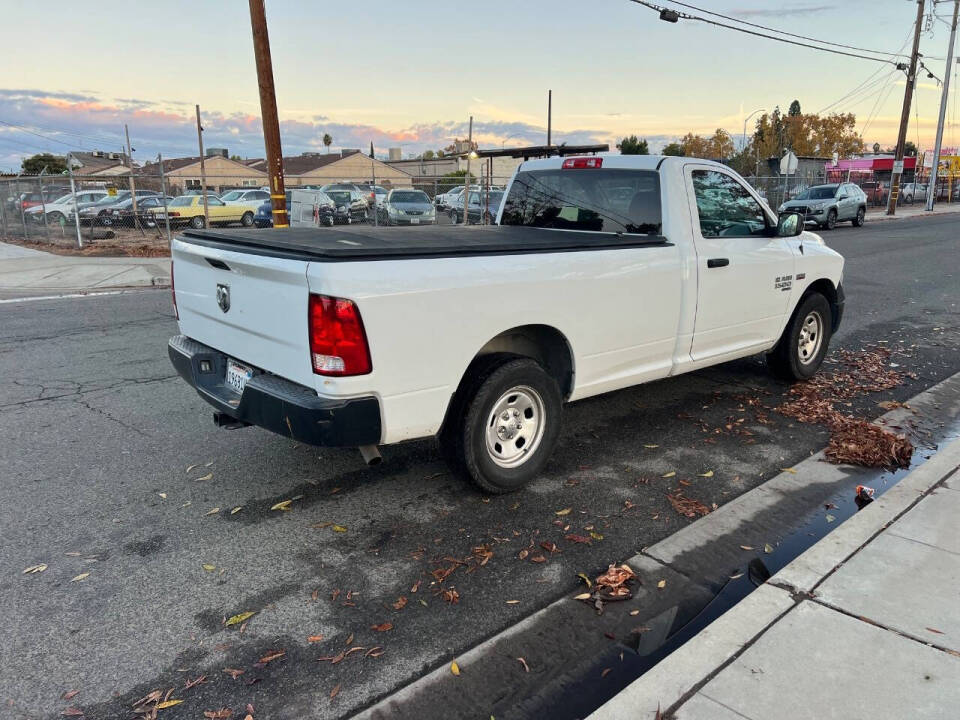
[[892, 160, 905, 174], [780, 150, 799, 175]]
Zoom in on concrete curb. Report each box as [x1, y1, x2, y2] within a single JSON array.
[[587, 435, 960, 720]]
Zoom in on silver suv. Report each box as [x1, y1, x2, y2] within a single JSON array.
[[778, 183, 867, 230]]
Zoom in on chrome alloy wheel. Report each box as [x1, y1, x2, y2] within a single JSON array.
[[484, 385, 546, 468], [797, 310, 823, 365]]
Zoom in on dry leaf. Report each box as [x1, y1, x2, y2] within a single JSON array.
[[577, 572, 592, 587], [574, 593, 592, 600], [764, 543, 774, 554], [332, 525, 347, 533], [60, 708, 84, 717], [506, 599, 520, 604], [589, 531, 604, 541], [62, 690, 79, 701], [698, 470, 714, 478], [202, 564, 216, 572], [70, 573, 90, 582], [307, 634, 324, 643], [517, 657, 530, 672], [661, 471, 676, 478], [186, 464, 199, 473], [158, 492, 167, 499], [270, 500, 292, 511], [329, 684, 341, 699], [530, 554, 547, 563], [740, 545, 754, 551], [184, 675, 207, 690], [555, 507, 572, 516], [657, 580, 666, 589], [780, 467, 797, 474], [566, 534, 592, 545], [450, 661, 461, 676], [195, 473, 213, 482], [230, 507, 242, 515], [225, 611, 255, 627], [630, 609, 640, 616], [601, 667, 612, 678], [256, 649, 285, 666], [23, 563, 48, 574], [205, 507, 221, 516], [926, 627, 945, 634], [643, 444, 659, 448], [222, 668, 244, 679], [344, 633, 354, 646], [365, 646, 384, 657], [156, 699, 183, 709], [203, 710, 232, 719], [370, 622, 393, 632], [392, 596, 408, 610]]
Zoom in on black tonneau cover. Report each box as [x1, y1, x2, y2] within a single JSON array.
[[178, 225, 669, 262]]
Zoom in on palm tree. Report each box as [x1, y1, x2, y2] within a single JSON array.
[[323, 134, 333, 153]]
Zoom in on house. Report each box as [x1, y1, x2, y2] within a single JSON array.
[[69, 150, 131, 176], [246, 151, 414, 188], [141, 155, 267, 194]]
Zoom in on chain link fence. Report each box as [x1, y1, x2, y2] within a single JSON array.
[[744, 173, 960, 210], [0, 171, 514, 251]]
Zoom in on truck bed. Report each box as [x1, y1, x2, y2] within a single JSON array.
[[178, 225, 669, 262]]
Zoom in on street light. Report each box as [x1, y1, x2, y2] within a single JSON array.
[[742, 108, 766, 177], [501, 132, 524, 150]]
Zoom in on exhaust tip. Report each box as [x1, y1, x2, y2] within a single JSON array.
[[359, 445, 382, 466]]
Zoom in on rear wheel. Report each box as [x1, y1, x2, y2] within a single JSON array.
[[767, 292, 832, 381], [189, 215, 205, 229], [241, 211, 254, 227], [47, 211, 64, 224], [440, 358, 562, 494], [852, 206, 865, 227]]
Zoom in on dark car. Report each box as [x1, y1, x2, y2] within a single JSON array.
[[381, 189, 436, 225], [451, 190, 505, 224], [103, 195, 174, 228], [253, 191, 292, 228], [325, 189, 369, 224], [81, 190, 162, 226]]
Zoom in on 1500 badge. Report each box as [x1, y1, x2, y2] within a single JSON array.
[[774, 274, 793, 292]]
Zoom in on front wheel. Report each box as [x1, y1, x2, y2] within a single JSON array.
[[440, 358, 562, 494], [852, 207, 865, 227], [822, 209, 837, 230], [767, 293, 832, 381], [189, 215, 205, 229], [240, 211, 254, 227]]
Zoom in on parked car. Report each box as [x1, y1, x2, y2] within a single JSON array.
[[378, 189, 436, 226], [167, 154, 843, 493], [435, 185, 463, 208], [450, 190, 505, 224], [859, 181, 887, 207], [900, 182, 927, 203], [103, 195, 175, 227], [183, 189, 220, 199], [356, 184, 389, 209], [778, 183, 866, 230], [25, 189, 109, 224], [148, 194, 251, 228], [76, 191, 162, 226], [15, 187, 72, 212], [324, 189, 369, 223], [219, 189, 271, 209], [253, 192, 290, 228]]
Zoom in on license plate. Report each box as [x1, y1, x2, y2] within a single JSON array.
[[410, 217, 419, 224], [225, 359, 253, 394]]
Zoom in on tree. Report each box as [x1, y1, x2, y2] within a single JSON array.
[[903, 141, 918, 157], [661, 142, 685, 156], [679, 129, 734, 160], [438, 169, 476, 193], [21, 153, 67, 174], [788, 99, 802, 117], [753, 110, 863, 160], [323, 133, 333, 153], [873, 142, 881, 154], [369, 142, 375, 158], [616, 135, 649, 155], [230, 154, 242, 162], [421, 150, 435, 160], [436, 149, 445, 158]]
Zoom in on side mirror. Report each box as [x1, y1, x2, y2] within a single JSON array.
[[837, 193, 848, 200], [777, 212, 803, 237]]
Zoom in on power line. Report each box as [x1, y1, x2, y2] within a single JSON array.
[[628, 0, 901, 65], [0, 119, 91, 150], [663, 0, 910, 59]]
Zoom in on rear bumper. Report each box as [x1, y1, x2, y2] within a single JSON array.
[[168, 335, 381, 447]]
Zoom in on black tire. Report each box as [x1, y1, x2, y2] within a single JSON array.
[[767, 292, 833, 381], [241, 211, 254, 227], [440, 357, 562, 494], [190, 215, 205, 229], [47, 211, 64, 224], [823, 209, 837, 230], [852, 206, 865, 227]]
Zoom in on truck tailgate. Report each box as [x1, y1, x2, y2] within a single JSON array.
[[172, 237, 315, 388]]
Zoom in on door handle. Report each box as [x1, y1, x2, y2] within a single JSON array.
[[707, 258, 729, 268]]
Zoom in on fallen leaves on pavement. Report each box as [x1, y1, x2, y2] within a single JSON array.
[[666, 492, 711, 519], [370, 622, 393, 632], [224, 611, 255, 627], [450, 661, 461, 676], [203, 710, 233, 719], [254, 650, 285, 667], [23, 563, 48, 574]]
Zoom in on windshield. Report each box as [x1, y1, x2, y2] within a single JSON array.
[[169, 196, 194, 207], [500, 168, 662, 235], [220, 191, 243, 201], [796, 186, 837, 200], [327, 191, 351, 204], [390, 191, 430, 203], [94, 193, 127, 205]]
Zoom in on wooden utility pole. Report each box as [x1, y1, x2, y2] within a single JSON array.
[[463, 116, 473, 225], [887, 0, 926, 216], [547, 89, 552, 148], [124, 124, 139, 229], [926, 0, 959, 210], [195, 104, 209, 226], [249, 0, 287, 228]]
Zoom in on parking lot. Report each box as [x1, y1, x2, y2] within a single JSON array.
[[1, 214, 957, 719]]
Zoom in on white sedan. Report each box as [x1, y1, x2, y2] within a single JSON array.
[[219, 189, 271, 210]]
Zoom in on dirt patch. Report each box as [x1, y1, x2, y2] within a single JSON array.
[[2, 233, 169, 257]]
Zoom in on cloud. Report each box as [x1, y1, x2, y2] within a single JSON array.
[[730, 5, 832, 18], [0, 88, 98, 103]]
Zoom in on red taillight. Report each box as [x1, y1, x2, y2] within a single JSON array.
[[169, 212, 180, 217], [170, 260, 178, 319], [308, 294, 371, 376], [562, 157, 603, 169]]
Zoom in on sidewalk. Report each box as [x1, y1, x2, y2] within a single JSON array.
[[591, 435, 960, 720], [866, 201, 960, 222], [0, 241, 170, 296]]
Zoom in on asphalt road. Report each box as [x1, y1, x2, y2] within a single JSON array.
[[1, 215, 958, 720]]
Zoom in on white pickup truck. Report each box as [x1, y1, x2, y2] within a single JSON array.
[[168, 155, 844, 493]]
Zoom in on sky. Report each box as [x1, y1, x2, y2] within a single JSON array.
[[1, 0, 958, 171]]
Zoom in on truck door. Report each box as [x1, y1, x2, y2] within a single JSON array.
[[684, 165, 795, 362]]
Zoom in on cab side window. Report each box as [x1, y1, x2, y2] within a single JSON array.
[[691, 170, 768, 238]]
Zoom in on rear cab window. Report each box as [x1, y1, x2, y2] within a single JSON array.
[[501, 167, 662, 235]]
